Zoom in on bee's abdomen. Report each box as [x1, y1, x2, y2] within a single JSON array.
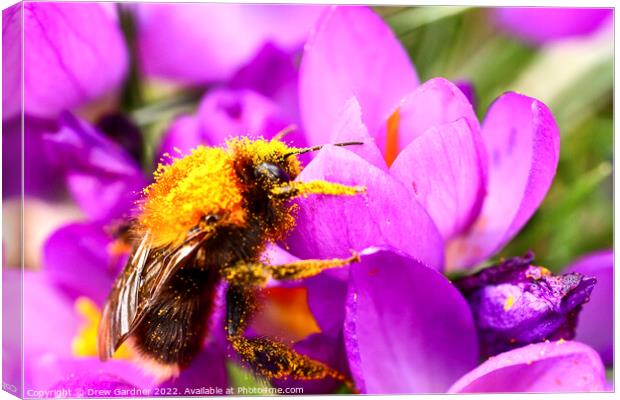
[[130, 266, 219, 374]]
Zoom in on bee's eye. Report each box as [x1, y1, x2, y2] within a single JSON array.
[[254, 162, 290, 183]]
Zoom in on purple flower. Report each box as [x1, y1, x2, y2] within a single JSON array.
[[18, 2, 128, 119], [135, 3, 325, 84], [342, 248, 607, 393], [294, 6, 561, 271], [494, 7, 613, 44], [44, 112, 147, 222], [3, 3, 128, 199], [448, 341, 606, 393], [455, 252, 597, 357]]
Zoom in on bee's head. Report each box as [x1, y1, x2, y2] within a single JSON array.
[[227, 137, 302, 191]]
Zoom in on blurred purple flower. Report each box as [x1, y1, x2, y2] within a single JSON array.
[[566, 250, 614, 366], [44, 112, 147, 222], [135, 3, 324, 84], [455, 252, 596, 358], [494, 7, 613, 44], [18, 2, 128, 119], [3, 2, 128, 199]]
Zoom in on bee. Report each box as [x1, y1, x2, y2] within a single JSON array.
[[97, 136, 364, 385]]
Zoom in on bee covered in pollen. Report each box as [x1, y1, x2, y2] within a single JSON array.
[[97, 135, 364, 386]]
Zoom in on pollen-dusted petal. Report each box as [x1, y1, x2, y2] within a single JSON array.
[[140, 146, 245, 245], [455, 253, 597, 358], [448, 341, 606, 393]]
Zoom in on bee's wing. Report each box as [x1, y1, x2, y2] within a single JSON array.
[[97, 230, 211, 360]]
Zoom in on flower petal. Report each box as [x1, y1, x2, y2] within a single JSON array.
[[329, 97, 388, 171], [378, 77, 481, 156], [156, 115, 204, 164], [136, 3, 324, 83], [494, 7, 613, 44], [448, 341, 606, 393], [390, 118, 487, 240], [231, 43, 301, 122], [30, 357, 156, 394], [195, 88, 304, 147], [159, 344, 229, 391], [286, 146, 443, 271], [44, 113, 147, 221], [447, 93, 560, 269], [42, 223, 117, 306], [273, 333, 349, 394], [23, 2, 128, 118], [345, 247, 478, 394], [565, 250, 614, 366], [299, 6, 418, 146]]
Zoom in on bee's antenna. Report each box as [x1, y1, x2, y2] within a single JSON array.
[[272, 124, 298, 141], [284, 141, 364, 158]]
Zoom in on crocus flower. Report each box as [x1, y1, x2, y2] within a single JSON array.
[[455, 252, 597, 358], [494, 7, 613, 44], [32, 5, 611, 396], [343, 248, 606, 394], [295, 5, 560, 271], [2, 2, 128, 199], [135, 3, 325, 85]]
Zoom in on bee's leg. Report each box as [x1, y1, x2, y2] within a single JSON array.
[[225, 285, 352, 384], [266, 252, 360, 281], [271, 180, 365, 200]]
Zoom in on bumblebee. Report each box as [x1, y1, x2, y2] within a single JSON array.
[[97, 136, 363, 385]]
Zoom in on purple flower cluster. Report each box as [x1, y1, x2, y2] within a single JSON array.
[[3, 3, 613, 396]]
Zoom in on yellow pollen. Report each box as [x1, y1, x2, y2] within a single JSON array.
[[140, 146, 246, 246], [72, 297, 131, 359], [503, 295, 515, 311]]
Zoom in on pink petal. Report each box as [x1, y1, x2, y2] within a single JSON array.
[[345, 247, 478, 393], [285, 146, 444, 271], [494, 7, 613, 44], [22, 3, 128, 118], [299, 6, 418, 146], [565, 250, 614, 365], [378, 77, 481, 156], [449, 341, 606, 393], [447, 93, 560, 269], [329, 97, 388, 171], [390, 118, 487, 240], [136, 4, 324, 84]]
